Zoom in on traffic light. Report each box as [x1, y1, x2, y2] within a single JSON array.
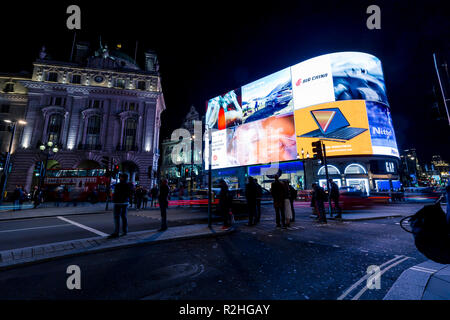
[[34, 161, 43, 176], [185, 168, 189, 177], [112, 164, 120, 176], [0, 152, 6, 171], [311, 141, 323, 161]]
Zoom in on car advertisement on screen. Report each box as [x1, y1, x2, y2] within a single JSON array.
[[295, 100, 373, 157], [205, 113, 297, 169], [291, 54, 335, 110], [331, 52, 389, 106], [366, 101, 399, 157], [241, 67, 293, 124], [205, 88, 243, 130]]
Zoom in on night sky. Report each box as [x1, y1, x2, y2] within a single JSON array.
[[1, 0, 449, 163]]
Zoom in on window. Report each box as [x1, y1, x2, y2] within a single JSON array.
[[89, 100, 102, 109], [47, 72, 58, 82], [137, 81, 146, 90], [318, 165, 340, 175], [47, 114, 63, 143], [86, 116, 101, 148], [3, 83, 14, 92], [1, 104, 10, 113], [53, 97, 63, 106], [115, 79, 125, 88], [71, 74, 81, 84], [124, 118, 137, 151], [129, 102, 136, 111], [344, 164, 367, 174]]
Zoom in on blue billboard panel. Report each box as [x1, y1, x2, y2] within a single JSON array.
[[366, 101, 399, 158]]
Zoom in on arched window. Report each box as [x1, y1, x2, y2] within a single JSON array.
[[344, 163, 367, 174], [318, 165, 340, 175], [47, 114, 63, 144], [86, 116, 101, 149], [124, 118, 137, 151]]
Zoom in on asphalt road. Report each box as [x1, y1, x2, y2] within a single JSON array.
[[0, 203, 428, 300]]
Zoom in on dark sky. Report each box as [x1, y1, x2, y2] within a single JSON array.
[[1, 0, 449, 163]]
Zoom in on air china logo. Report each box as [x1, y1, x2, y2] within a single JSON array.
[[295, 73, 328, 86]]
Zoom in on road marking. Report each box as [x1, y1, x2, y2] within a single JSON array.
[[57, 216, 108, 237], [0, 224, 72, 233], [351, 256, 410, 300], [337, 255, 407, 300], [409, 266, 437, 274]]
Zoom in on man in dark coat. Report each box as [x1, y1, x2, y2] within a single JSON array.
[[312, 183, 327, 223], [108, 174, 133, 238], [271, 175, 286, 228], [158, 179, 170, 231], [245, 177, 258, 226], [329, 179, 342, 219]]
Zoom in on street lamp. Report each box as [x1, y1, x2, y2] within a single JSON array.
[[0, 119, 27, 204], [38, 140, 61, 194], [190, 135, 195, 196]]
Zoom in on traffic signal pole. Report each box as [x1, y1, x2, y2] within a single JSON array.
[[321, 141, 333, 217]]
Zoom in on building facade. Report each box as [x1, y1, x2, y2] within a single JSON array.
[[6, 43, 165, 192], [160, 106, 203, 190]]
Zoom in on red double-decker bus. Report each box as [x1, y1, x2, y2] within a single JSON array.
[[43, 168, 110, 202]]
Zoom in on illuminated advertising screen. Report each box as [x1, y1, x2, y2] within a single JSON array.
[[205, 52, 397, 169], [295, 100, 373, 157], [205, 113, 297, 169]]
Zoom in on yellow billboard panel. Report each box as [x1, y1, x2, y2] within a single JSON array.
[[295, 100, 372, 157]]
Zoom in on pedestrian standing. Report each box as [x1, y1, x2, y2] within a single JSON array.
[[219, 179, 231, 229], [135, 186, 143, 210], [108, 174, 133, 238], [329, 179, 342, 219], [282, 180, 292, 227], [288, 183, 297, 222], [150, 185, 158, 207], [255, 179, 263, 224], [31, 186, 41, 208], [312, 183, 327, 223], [271, 175, 286, 229], [158, 179, 170, 231], [12, 185, 21, 211], [142, 188, 149, 209], [245, 177, 257, 226]]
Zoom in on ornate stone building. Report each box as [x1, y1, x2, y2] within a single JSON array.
[[7, 42, 165, 192]]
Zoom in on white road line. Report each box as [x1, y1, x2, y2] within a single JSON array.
[[409, 266, 437, 273], [57, 216, 108, 237], [0, 224, 72, 233], [351, 256, 410, 300], [337, 255, 406, 300]]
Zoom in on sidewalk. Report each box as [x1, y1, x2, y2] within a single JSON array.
[[384, 260, 450, 300], [0, 223, 235, 271]]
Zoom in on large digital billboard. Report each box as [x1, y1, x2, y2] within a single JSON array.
[[205, 113, 297, 169], [205, 52, 398, 169]]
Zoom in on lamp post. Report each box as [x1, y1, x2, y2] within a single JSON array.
[[0, 119, 27, 204], [300, 148, 310, 190], [38, 140, 60, 195], [190, 135, 195, 196]]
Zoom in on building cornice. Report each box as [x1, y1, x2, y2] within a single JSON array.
[[19, 80, 161, 98]]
